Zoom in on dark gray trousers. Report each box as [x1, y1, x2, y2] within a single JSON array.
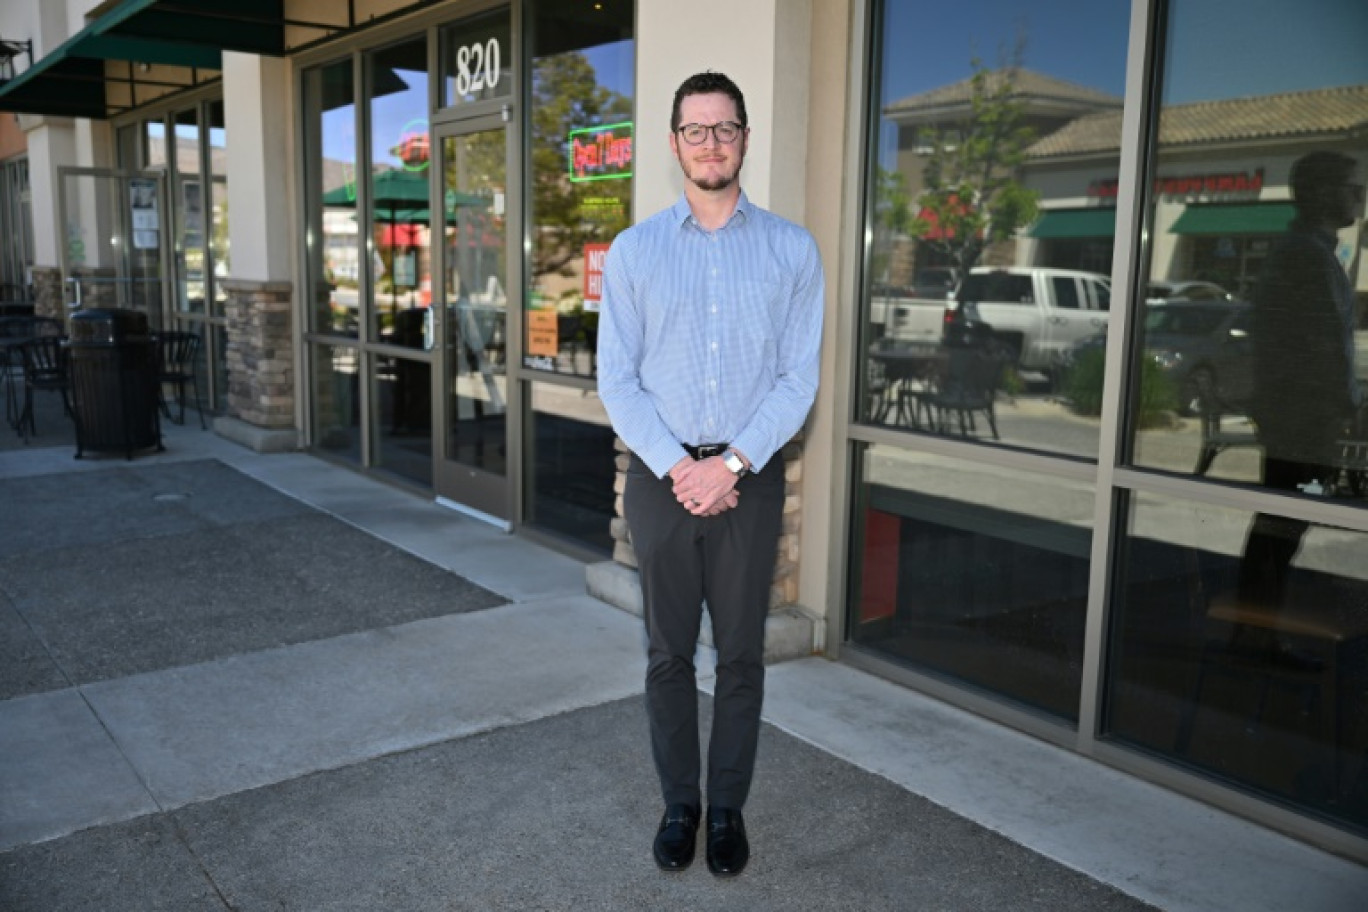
[[623, 453, 785, 810]]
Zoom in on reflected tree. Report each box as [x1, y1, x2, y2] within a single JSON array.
[[530, 51, 632, 283], [911, 41, 1040, 276]]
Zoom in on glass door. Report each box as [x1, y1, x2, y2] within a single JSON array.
[[433, 115, 512, 520], [58, 167, 168, 324]]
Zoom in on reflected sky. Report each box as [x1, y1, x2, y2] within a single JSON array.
[[881, 0, 1368, 105]]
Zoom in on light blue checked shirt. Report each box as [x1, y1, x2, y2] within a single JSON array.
[[597, 191, 824, 478]]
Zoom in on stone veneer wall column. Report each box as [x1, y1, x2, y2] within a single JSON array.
[[219, 278, 298, 451]]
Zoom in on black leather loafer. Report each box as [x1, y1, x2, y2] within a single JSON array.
[[653, 803, 700, 871], [705, 806, 749, 877]]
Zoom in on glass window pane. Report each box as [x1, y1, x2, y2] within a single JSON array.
[[850, 444, 1094, 721], [527, 382, 616, 554], [144, 118, 166, 169], [1129, 0, 1367, 492], [1106, 492, 1368, 833], [439, 8, 512, 109], [207, 99, 226, 178], [442, 129, 508, 479], [368, 39, 431, 346], [525, 0, 634, 378], [173, 107, 199, 175], [374, 352, 433, 487], [210, 177, 230, 313], [304, 60, 359, 338], [312, 341, 362, 465], [861, 0, 1129, 461]]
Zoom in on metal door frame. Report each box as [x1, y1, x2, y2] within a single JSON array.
[[430, 107, 521, 523], [56, 166, 171, 323]]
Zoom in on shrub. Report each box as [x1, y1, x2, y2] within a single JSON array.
[[1064, 349, 1179, 428]]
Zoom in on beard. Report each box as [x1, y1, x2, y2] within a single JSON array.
[[677, 152, 743, 192]]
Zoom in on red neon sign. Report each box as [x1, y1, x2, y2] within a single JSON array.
[[569, 122, 633, 182]]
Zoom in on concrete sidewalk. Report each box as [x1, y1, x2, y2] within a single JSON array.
[[1, 421, 1364, 910]]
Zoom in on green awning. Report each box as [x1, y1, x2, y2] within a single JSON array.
[[0, 0, 287, 118], [1029, 209, 1117, 239], [1169, 203, 1297, 236]]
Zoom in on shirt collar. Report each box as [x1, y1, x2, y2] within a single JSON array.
[[673, 189, 753, 231]]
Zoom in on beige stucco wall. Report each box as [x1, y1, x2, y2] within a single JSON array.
[[223, 53, 295, 283], [798, 0, 856, 644], [632, 0, 853, 641], [634, 0, 812, 223]]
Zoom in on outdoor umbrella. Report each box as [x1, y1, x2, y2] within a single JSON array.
[[323, 169, 491, 323]]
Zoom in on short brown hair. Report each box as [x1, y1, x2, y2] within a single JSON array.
[[671, 71, 748, 133]]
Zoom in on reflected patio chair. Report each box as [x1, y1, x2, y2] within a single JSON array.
[[155, 330, 206, 429], [927, 345, 1006, 438], [17, 334, 72, 441]]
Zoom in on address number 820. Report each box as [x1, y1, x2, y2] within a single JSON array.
[[454, 39, 501, 95]]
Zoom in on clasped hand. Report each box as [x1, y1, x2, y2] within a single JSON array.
[[669, 455, 739, 516]]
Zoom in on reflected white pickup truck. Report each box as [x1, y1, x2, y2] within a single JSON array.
[[880, 266, 1113, 375]]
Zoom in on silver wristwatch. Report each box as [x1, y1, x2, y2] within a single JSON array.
[[723, 449, 750, 478]]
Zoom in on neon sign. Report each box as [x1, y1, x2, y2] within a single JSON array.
[[394, 119, 430, 171], [568, 122, 633, 182]]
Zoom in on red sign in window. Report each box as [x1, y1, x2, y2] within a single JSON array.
[[583, 243, 610, 302]]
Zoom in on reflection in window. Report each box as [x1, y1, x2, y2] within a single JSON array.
[[374, 351, 433, 488], [305, 60, 359, 338], [312, 341, 362, 466], [849, 444, 1093, 721], [527, 383, 617, 554], [521, 0, 633, 553], [368, 39, 431, 348], [1106, 492, 1368, 833], [144, 119, 166, 169], [208, 100, 229, 314], [861, 0, 1128, 460], [169, 107, 207, 317], [1129, 1, 1367, 495], [526, 0, 633, 378]]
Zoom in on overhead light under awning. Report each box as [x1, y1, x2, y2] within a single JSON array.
[[1169, 203, 1297, 236], [0, 0, 290, 118]]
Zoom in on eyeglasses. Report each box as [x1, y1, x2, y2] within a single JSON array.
[[675, 121, 744, 146]]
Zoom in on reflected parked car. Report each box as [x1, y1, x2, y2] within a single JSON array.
[[1068, 300, 1252, 416], [1145, 300, 1252, 415], [1144, 279, 1233, 304]]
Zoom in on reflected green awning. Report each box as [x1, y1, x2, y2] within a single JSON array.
[[1169, 203, 1297, 236], [0, 0, 286, 118], [1029, 209, 1117, 239]]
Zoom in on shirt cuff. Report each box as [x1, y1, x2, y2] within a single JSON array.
[[728, 431, 772, 474], [638, 438, 690, 479]]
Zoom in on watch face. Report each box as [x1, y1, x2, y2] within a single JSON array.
[[725, 451, 746, 475]]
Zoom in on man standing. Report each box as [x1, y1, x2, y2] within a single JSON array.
[[1237, 150, 1363, 656], [597, 71, 824, 876]]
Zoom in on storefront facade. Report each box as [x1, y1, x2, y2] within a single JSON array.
[[2, 0, 1364, 863]]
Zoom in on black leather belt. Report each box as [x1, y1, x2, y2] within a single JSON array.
[[683, 443, 728, 460]]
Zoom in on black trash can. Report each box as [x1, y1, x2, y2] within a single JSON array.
[[67, 308, 163, 459]]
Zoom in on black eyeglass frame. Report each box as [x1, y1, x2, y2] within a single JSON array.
[[674, 121, 745, 146]]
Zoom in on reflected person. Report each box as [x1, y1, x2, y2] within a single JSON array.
[[1236, 151, 1363, 660]]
